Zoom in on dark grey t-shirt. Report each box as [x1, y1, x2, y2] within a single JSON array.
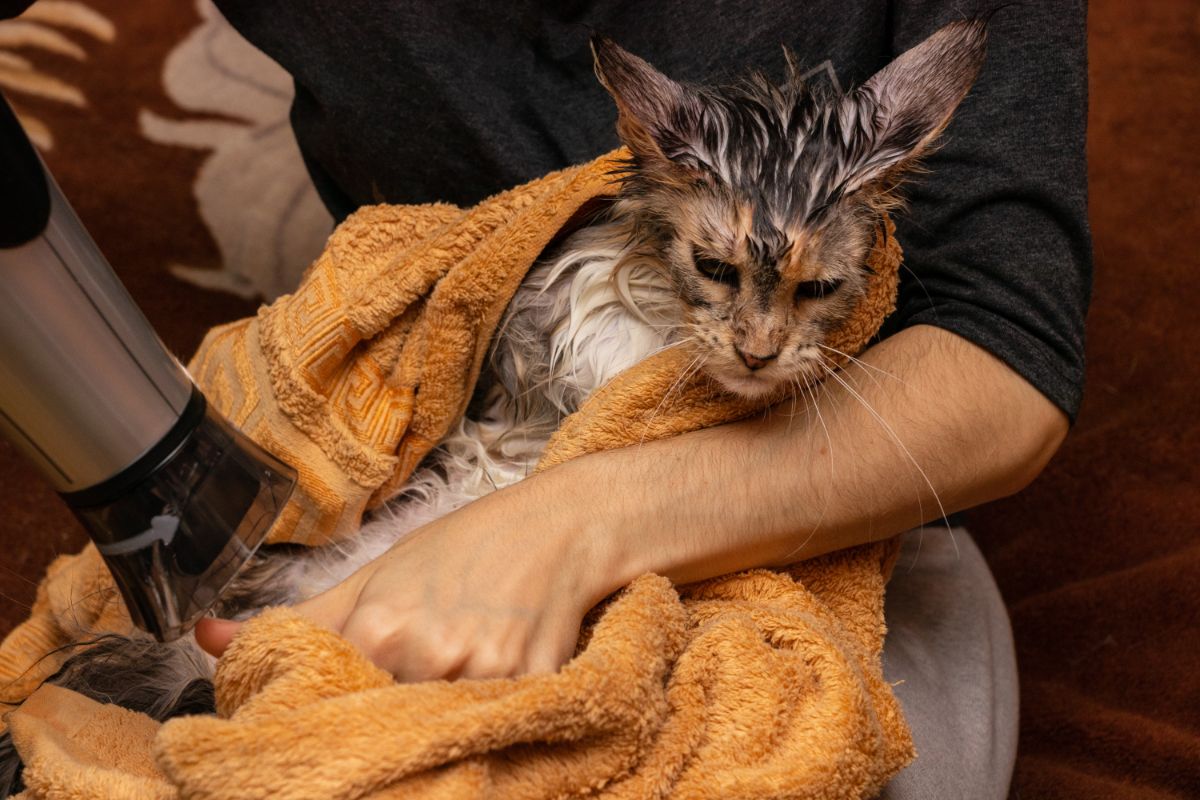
[[214, 0, 1092, 420]]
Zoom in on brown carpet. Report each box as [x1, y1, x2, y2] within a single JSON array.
[[1, 1, 1197, 797]]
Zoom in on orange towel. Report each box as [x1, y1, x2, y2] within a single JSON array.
[[1, 148, 911, 799]]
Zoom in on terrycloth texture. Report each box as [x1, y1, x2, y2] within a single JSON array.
[[1, 148, 909, 799], [187, 157, 624, 547], [8, 685, 169, 800], [0, 546, 131, 711]]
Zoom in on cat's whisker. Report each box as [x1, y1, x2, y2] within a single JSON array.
[[787, 379, 838, 561], [481, 463, 500, 493], [815, 349, 878, 396], [817, 358, 956, 559], [817, 358, 935, 569], [0, 634, 122, 704], [817, 343, 907, 388], [900, 263, 941, 325], [638, 355, 698, 443], [805, 378, 837, 487], [638, 351, 707, 447], [657, 354, 709, 429], [784, 375, 801, 433], [775, 376, 837, 564], [0, 560, 41, 589], [0, 587, 34, 614], [639, 337, 688, 361], [60, 584, 119, 628]]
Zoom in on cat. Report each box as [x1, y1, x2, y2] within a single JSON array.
[[0, 20, 987, 795]]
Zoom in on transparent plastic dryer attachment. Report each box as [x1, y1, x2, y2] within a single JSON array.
[[63, 389, 296, 641]]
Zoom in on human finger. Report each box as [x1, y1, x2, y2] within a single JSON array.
[[193, 617, 241, 658]]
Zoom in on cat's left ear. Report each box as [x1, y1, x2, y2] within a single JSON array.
[[837, 19, 989, 195], [591, 36, 706, 171]]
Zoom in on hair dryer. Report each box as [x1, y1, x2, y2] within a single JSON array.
[[0, 93, 297, 642]]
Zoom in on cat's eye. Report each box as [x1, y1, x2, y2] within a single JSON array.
[[694, 254, 739, 288], [794, 278, 845, 302]]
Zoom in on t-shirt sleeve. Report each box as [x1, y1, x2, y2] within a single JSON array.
[[0, 2, 37, 19], [877, 0, 1093, 422]]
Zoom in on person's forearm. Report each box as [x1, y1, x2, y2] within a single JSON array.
[[518, 325, 1067, 605], [199, 325, 1069, 676]]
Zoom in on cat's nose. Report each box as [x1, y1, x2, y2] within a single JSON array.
[[736, 348, 778, 371]]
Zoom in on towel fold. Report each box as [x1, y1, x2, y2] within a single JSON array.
[[2, 148, 911, 799]]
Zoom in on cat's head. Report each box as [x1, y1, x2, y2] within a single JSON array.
[[593, 20, 988, 398]]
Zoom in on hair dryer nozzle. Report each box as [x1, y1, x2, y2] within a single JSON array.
[[65, 389, 295, 642]]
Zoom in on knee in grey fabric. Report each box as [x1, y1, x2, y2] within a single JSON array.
[[878, 527, 1018, 800]]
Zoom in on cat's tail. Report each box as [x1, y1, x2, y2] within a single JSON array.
[[0, 634, 214, 797]]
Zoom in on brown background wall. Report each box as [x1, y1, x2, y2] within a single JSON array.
[[969, 2, 1200, 796]]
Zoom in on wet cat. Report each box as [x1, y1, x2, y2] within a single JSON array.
[[0, 20, 987, 795]]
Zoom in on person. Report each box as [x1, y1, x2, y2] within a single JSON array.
[[193, 2, 1092, 797]]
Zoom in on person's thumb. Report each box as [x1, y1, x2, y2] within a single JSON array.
[[194, 617, 242, 657], [193, 569, 367, 657]]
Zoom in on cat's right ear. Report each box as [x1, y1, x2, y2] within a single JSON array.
[[591, 36, 705, 172], [835, 19, 989, 197]]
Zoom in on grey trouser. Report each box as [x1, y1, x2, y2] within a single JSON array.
[[878, 527, 1019, 800]]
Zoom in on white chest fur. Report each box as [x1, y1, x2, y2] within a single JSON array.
[[291, 217, 678, 598]]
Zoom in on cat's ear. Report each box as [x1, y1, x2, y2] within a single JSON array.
[[836, 19, 988, 196], [591, 36, 705, 170]]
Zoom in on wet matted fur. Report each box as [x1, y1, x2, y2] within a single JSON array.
[[0, 20, 988, 796]]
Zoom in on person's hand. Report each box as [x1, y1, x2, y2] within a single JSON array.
[[195, 475, 611, 681]]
